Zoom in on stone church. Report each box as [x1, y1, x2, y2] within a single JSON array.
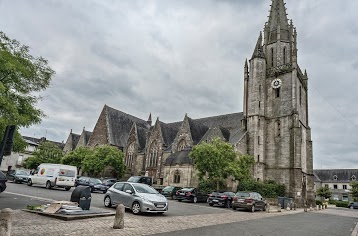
[[64, 0, 314, 203]]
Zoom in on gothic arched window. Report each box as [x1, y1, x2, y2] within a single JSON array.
[[126, 142, 135, 167], [147, 141, 160, 168], [174, 170, 181, 184], [177, 139, 187, 152]]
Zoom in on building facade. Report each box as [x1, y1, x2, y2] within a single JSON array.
[[65, 0, 314, 205]]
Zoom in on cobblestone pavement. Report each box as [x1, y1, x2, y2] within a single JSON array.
[[11, 209, 304, 236]]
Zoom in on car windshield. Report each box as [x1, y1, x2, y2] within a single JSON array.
[[128, 176, 141, 182], [236, 192, 250, 197], [162, 186, 174, 191], [17, 171, 29, 176], [133, 184, 158, 194], [90, 178, 102, 184]]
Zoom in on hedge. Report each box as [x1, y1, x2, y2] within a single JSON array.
[[237, 179, 286, 198], [336, 201, 349, 208]]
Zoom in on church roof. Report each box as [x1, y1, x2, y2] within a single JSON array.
[[193, 112, 243, 133], [267, 0, 289, 32], [313, 169, 358, 183], [71, 133, 81, 149], [164, 148, 193, 166], [159, 121, 181, 147], [105, 105, 149, 148], [187, 117, 209, 145], [136, 125, 148, 152]]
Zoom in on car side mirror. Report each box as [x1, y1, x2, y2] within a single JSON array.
[[125, 189, 133, 194]]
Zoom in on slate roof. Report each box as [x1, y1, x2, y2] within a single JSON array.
[[313, 169, 358, 183], [71, 133, 81, 150], [136, 125, 148, 152], [22, 136, 65, 150], [187, 117, 209, 145], [158, 122, 180, 147], [105, 105, 149, 148], [164, 148, 193, 166], [83, 131, 92, 145], [193, 112, 243, 132]]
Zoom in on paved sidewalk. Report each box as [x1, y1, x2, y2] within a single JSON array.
[[11, 209, 304, 236]]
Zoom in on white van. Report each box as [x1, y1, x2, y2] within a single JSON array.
[[28, 164, 77, 191]]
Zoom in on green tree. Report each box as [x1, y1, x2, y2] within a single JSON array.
[[82, 145, 125, 178], [316, 186, 332, 200], [61, 146, 93, 174], [23, 141, 63, 169], [237, 179, 286, 198], [190, 138, 255, 190], [350, 181, 358, 201], [0, 31, 54, 153]]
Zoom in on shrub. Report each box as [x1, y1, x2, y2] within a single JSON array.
[[315, 200, 323, 206], [336, 201, 349, 208], [198, 179, 226, 194], [237, 179, 286, 198], [328, 199, 337, 205]]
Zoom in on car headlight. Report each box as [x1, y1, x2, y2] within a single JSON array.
[[140, 196, 153, 203]]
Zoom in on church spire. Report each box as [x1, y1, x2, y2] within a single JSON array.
[[265, 0, 290, 44], [251, 32, 265, 59], [147, 113, 152, 127]]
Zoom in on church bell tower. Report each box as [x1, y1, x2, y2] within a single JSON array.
[[242, 0, 314, 205]]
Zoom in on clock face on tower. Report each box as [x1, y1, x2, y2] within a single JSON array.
[[271, 78, 282, 89]]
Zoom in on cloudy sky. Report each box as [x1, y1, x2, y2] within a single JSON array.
[[1, 0, 357, 169]]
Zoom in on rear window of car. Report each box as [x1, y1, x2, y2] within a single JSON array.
[[163, 186, 174, 191], [17, 171, 29, 175], [59, 169, 76, 177], [235, 192, 250, 197], [0, 171, 5, 179]]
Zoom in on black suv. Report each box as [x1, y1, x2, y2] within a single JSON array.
[[0, 171, 7, 193], [75, 177, 109, 193], [207, 191, 235, 208]]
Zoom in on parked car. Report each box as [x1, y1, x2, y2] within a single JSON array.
[[103, 182, 168, 215], [161, 186, 182, 199], [6, 169, 30, 184], [348, 202, 358, 209], [232, 191, 266, 212], [102, 178, 117, 187], [127, 176, 153, 186], [75, 177, 109, 193], [207, 191, 235, 208], [175, 187, 208, 203], [0, 171, 7, 193], [28, 164, 77, 191]]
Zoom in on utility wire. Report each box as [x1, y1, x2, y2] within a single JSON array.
[[308, 80, 358, 130]]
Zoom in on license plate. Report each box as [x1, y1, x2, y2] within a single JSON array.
[[238, 199, 244, 202], [213, 200, 218, 202], [180, 193, 185, 195], [156, 205, 164, 208]]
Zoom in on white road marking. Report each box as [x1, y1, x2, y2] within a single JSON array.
[[5, 191, 55, 203]]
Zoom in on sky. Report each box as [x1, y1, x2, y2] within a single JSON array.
[[0, 0, 357, 169]]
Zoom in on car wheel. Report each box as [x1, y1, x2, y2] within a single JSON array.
[[27, 179, 33, 186], [350, 206, 354, 209], [131, 202, 141, 215], [209, 203, 214, 206], [225, 201, 231, 208], [65, 187, 71, 191], [104, 196, 112, 207], [102, 190, 107, 194], [45, 181, 52, 189], [172, 195, 177, 200], [90, 187, 94, 193], [232, 206, 237, 211], [178, 199, 182, 202], [14, 179, 18, 184], [193, 197, 198, 203], [250, 205, 255, 213]]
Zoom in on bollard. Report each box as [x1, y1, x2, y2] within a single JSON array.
[[277, 203, 282, 212], [286, 203, 291, 211], [293, 202, 296, 211], [316, 205, 319, 211], [304, 204, 307, 212], [310, 205, 313, 211], [266, 203, 270, 213], [290, 203, 293, 211], [0, 208, 13, 236], [318, 205, 322, 210], [113, 204, 125, 229]]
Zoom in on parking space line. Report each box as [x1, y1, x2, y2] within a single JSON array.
[[4, 191, 55, 203]]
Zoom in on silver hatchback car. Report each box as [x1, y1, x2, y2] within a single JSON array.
[[103, 182, 168, 214]]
